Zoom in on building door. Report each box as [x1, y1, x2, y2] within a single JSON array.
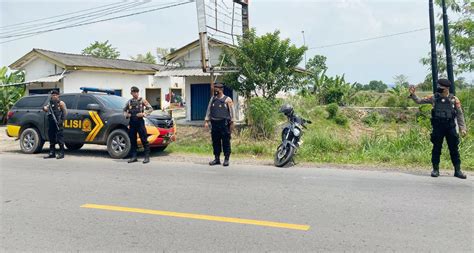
[[191, 84, 210, 121], [190, 84, 233, 121], [146, 88, 161, 110]]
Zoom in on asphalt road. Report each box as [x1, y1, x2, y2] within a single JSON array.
[[1, 152, 473, 252]]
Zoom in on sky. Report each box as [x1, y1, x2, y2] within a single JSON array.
[[0, 0, 465, 85]]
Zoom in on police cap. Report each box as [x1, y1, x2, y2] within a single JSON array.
[[437, 79, 451, 87]]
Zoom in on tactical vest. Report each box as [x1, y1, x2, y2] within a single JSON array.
[[49, 99, 63, 120], [127, 98, 144, 117], [432, 93, 456, 121], [210, 95, 231, 120]]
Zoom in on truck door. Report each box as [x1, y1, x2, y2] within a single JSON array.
[[76, 95, 104, 143], [57, 94, 78, 143]]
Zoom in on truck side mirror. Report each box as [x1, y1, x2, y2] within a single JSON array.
[[86, 103, 101, 111]]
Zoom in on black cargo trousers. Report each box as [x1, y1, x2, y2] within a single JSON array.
[[129, 117, 150, 157], [47, 117, 64, 149], [211, 119, 231, 158], [431, 119, 461, 167]]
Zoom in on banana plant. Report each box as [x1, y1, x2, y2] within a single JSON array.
[[0, 66, 26, 124]]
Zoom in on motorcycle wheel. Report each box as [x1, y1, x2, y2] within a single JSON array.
[[274, 143, 295, 167]]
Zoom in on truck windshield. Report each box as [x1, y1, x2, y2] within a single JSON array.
[[97, 95, 129, 110]]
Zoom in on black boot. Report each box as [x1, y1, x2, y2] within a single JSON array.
[[209, 156, 220, 166], [454, 165, 467, 179], [44, 145, 56, 159], [56, 144, 65, 159], [128, 154, 138, 163], [431, 164, 439, 177], [44, 151, 55, 159], [223, 155, 230, 167], [143, 152, 150, 164]]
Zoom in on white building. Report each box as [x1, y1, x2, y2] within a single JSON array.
[[9, 48, 185, 110], [158, 38, 243, 121]]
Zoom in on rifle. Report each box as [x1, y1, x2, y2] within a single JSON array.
[[47, 101, 60, 131]]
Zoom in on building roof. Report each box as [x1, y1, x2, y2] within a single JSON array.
[[155, 67, 222, 77], [165, 38, 235, 62], [9, 48, 165, 74]]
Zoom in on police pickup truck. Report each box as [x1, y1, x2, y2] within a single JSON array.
[[6, 88, 176, 158]]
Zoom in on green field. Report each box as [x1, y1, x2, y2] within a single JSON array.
[[169, 90, 474, 170]]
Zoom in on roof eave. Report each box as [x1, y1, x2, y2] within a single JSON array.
[[165, 38, 235, 62], [68, 66, 157, 74]]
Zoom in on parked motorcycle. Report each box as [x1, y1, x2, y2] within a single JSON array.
[[274, 104, 311, 167]]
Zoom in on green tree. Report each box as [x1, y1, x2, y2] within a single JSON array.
[[418, 74, 470, 91], [321, 74, 356, 105], [353, 82, 365, 91], [393, 74, 410, 88], [156, 47, 175, 64], [82, 40, 120, 59], [130, 52, 157, 64], [386, 83, 410, 108], [222, 29, 307, 100], [421, 0, 473, 75], [305, 55, 328, 95], [0, 67, 25, 124], [416, 75, 434, 91], [306, 55, 327, 76], [454, 76, 470, 90], [367, 80, 388, 93]]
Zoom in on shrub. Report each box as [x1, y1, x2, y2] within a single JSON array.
[[246, 97, 279, 139], [362, 112, 382, 126], [326, 103, 338, 119], [334, 114, 349, 126], [384, 95, 398, 107], [416, 104, 432, 130], [456, 89, 473, 117]]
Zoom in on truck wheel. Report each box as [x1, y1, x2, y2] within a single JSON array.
[[19, 127, 44, 154], [107, 129, 131, 159], [65, 143, 84, 151]]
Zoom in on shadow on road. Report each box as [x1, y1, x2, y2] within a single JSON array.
[[1, 145, 172, 160]]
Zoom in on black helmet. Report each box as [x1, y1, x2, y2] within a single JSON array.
[[279, 104, 294, 116]]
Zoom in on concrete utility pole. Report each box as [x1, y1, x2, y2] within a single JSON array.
[[240, 0, 249, 34], [441, 0, 456, 95], [428, 0, 438, 93]]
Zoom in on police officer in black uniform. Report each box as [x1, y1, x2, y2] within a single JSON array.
[[124, 86, 153, 164], [42, 90, 67, 159], [409, 79, 468, 179], [205, 83, 235, 167]]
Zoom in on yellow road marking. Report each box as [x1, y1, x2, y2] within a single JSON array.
[[81, 204, 310, 231]]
